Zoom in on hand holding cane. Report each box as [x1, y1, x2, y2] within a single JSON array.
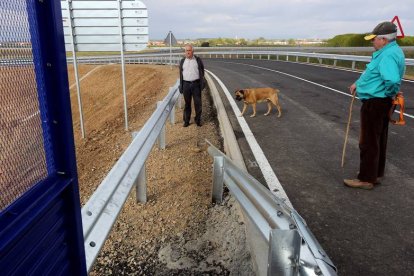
[[341, 89, 356, 167]]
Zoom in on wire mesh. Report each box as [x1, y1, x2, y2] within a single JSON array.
[[1, 0, 53, 211]]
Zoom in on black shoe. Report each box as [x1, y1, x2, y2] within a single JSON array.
[[196, 122, 202, 127], [183, 122, 190, 127]]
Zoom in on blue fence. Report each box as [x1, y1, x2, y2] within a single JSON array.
[[0, 0, 86, 274]]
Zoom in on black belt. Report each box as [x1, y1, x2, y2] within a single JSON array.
[[184, 79, 200, 84], [361, 97, 392, 103]]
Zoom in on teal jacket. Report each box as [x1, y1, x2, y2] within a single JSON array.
[[356, 41, 405, 100]]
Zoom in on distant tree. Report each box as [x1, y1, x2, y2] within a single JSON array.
[[238, 38, 248, 46], [288, 39, 296, 45], [326, 34, 372, 47], [326, 33, 414, 47], [200, 41, 210, 47], [399, 36, 414, 46]]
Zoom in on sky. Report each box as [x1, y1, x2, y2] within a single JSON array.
[[144, 0, 413, 40]]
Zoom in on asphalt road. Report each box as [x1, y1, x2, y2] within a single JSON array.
[[204, 58, 414, 276]]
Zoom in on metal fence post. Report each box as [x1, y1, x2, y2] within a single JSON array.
[[67, 0, 86, 139], [117, 0, 129, 131], [352, 61, 356, 70], [307, 57, 310, 63], [212, 156, 225, 203], [334, 59, 337, 67], [296, 56, 299, 62], [136, 163, 147, 203], [157, 101, 166, 150], [268, 54, 270, 60], [276, 55, 279, 61], [267, 229, 301, 276], [286, 55, 289, 61]]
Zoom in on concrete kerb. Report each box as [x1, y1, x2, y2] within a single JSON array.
[[205, 72, 264, 275], [205, 72, 247, 171]]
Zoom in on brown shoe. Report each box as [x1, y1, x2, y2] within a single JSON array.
[[343, 179, 374, 190]]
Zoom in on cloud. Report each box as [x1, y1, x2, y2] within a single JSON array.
[[143, 0, 413, 39]]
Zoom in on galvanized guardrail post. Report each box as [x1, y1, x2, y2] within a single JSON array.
[[157, 101, 166, 150], [168, 87, 176, 125], [212, 156, 225, 203], [352, 61, 356, 70], [206, 141, 337, 275], [136, 164, 147, 203], [177, 93, 182, 109]]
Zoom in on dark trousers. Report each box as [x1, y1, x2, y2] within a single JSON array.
[[358, 97, 392, 182], [182, 81, 202, 124]]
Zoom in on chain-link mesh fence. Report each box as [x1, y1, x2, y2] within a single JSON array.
[[1, 0, 54, 211]]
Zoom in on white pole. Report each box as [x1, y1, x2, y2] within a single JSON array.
[[169, 31, 172, 70], [67, 0, 85, 138], [117, 0, 129, 131]]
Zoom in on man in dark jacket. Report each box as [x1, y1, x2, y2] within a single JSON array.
[[179, 44, 205, 127]]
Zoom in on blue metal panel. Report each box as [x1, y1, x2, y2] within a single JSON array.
[[0, 0, 86, 274]]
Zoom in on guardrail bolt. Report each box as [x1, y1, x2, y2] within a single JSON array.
[[314, 266, 322, 275], [277, 210, 283, 217], [289, 223, 296, 230]]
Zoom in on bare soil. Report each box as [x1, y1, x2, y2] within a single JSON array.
[[0, 66, 48, 210], [67, 64, 252, 275]]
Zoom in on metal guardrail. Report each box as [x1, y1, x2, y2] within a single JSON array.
[[207, 141, 337, 276], [81, 80, 180, 272], [148, 46, 414, 53], [72, 48, 407, 273], [67, 50, 414, 68]]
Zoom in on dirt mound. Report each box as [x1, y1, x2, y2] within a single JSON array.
[[67, 64, 252, 275]]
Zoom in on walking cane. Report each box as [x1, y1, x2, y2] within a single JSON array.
[[341, 91, 356, 167]]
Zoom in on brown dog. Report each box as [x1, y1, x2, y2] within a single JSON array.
[[235, 88, 282, 118]]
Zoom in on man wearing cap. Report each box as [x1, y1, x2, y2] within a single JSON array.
[[179, 44, 205, 127], [344, 21, 405, 190]]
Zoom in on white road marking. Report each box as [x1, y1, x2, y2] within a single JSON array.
[[22, 111, 40, 123], [20, 65, 105, 123], [223, 61, 414, 120], [206, 69, 293, 207], [69, 65, 104, 89], [262, 58, 414, 84]]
